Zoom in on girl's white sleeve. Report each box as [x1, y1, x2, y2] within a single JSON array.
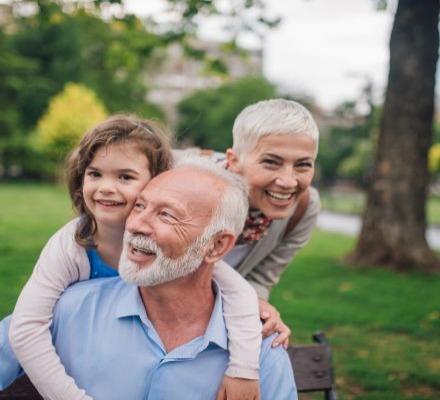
[[8, 218, 93, 400], [212, 260, 262, 380]]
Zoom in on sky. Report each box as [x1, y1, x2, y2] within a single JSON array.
[[125, 0, 397, 111]]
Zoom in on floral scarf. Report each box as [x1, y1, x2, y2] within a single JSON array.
[[235, 210, 272, 245]]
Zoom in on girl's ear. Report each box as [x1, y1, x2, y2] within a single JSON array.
[[204, 231, 236, 264], [226, 149, 241, 173]]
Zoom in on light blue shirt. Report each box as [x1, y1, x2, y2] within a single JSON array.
[[1, 277, 297, 399]]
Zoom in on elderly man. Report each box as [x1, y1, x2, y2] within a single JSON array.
[[0, 158, 297, 399]]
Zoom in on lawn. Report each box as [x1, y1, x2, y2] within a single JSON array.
[[1, 183, 440, 399]]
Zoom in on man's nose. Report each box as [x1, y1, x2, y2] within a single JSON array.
[[126, 210, 154, 236]]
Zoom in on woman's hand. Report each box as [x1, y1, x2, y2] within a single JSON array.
[[258, 299, 291, 349]]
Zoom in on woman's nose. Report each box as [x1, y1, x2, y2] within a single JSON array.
[[275, 169, 298, 189]]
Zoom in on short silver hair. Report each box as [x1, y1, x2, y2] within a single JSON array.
[[232, 99, 319, 160], [173, 156, 249, 237]]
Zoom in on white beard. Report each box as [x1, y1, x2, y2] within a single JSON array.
[[119, 232, 209, 287]]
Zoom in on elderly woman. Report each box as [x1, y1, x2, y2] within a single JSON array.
[[173, 98, 320, 399], [223, 99, 320, 345]]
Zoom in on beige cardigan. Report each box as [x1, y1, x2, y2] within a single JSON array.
[[236, 186, 320, 300]]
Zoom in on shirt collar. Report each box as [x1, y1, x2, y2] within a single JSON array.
[[114, 280, 228, 351]]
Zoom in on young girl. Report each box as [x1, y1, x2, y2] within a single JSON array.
[[8, 114, 262, 400]]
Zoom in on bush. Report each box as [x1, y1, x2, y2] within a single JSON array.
[[33, 83, 108, 179]]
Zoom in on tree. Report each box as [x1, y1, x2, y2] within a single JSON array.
[[176, 75, 277, 151], [347, 0, 440, 273]]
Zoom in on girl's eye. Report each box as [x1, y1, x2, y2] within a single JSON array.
[[120, 174, 134, 181], [87, 171, 100, 178]]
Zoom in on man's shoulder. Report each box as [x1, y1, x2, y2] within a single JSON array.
[[260, 333, 288, 359], [56, 277, 125, 311]]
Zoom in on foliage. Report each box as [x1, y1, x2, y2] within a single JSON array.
[[429, 143, 440, 174], [33, 83, 108, 179], [1, 182, 439, 399], [0, 0, 278, 180], [317, 100, 379, 188], [176, 75, 277, 151]]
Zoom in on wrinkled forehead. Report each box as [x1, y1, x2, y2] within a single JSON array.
[[140, 168, 223, 212]]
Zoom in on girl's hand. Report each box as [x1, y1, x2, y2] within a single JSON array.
[[258, 299, 291, 349], [216, 376, 260, 400]]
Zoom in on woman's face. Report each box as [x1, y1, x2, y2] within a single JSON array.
[[227, 134, 316, 220]]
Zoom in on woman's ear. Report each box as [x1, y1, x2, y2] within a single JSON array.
[[204, 231, 236, 264], [226, 149, 241, 173]]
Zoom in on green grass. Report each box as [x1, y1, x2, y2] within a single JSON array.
[[1, 183, 440, 399], [0, 183, 73, 316]]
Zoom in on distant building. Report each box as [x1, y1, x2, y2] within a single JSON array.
[[146, 38, 263, 126], [0, 3, 13, 29]]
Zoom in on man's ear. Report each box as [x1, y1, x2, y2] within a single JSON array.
[[225, 149, 241, 173], [205, 231, 236, 264]]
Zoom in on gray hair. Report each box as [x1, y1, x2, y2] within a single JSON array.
[[232, 99, 319, 160], [173, 156, 249, 238]]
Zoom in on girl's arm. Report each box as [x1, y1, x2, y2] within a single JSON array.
[[212, 260, 262, 399], [9, 218, 93, 400]]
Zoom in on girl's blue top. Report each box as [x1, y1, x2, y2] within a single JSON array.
[[87, 249, 119, 279]]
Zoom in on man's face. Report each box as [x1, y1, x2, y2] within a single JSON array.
[[119, 168, 224, 286]]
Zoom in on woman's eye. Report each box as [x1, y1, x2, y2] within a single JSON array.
[[262, 159, 279, 166], [297, 161, 313, 168]]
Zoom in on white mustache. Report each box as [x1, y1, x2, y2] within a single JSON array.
[[124, 232, 161, 255]]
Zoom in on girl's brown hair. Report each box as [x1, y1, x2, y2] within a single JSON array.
[[66, 114, 173, 247]]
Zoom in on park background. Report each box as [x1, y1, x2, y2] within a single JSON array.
[[0, 0, 439, 398]]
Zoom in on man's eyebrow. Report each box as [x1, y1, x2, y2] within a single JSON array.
[[135, 194, 147, 204]]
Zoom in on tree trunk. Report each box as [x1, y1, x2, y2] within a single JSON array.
[[346, 0, 440, 273]]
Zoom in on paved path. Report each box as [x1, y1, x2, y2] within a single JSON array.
[[317, 211, 440, 250]]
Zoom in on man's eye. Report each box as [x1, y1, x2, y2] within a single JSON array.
[[133, 203, 145, 211], [160, 211, 176, 220]]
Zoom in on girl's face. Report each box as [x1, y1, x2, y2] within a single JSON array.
[[227, 134, 316, 220], [82, 143, 151, 231]]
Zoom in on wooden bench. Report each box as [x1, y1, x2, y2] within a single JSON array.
[[0, 331, 337, 399], [288, 331, 337, 399]]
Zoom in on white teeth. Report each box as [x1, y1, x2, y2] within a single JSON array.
[[132, 246, 154, 256], [98, 200, 122, 206], [267, 191, 293, 201]]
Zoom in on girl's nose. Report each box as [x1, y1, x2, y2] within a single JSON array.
[[98, 179, 116, 194]]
